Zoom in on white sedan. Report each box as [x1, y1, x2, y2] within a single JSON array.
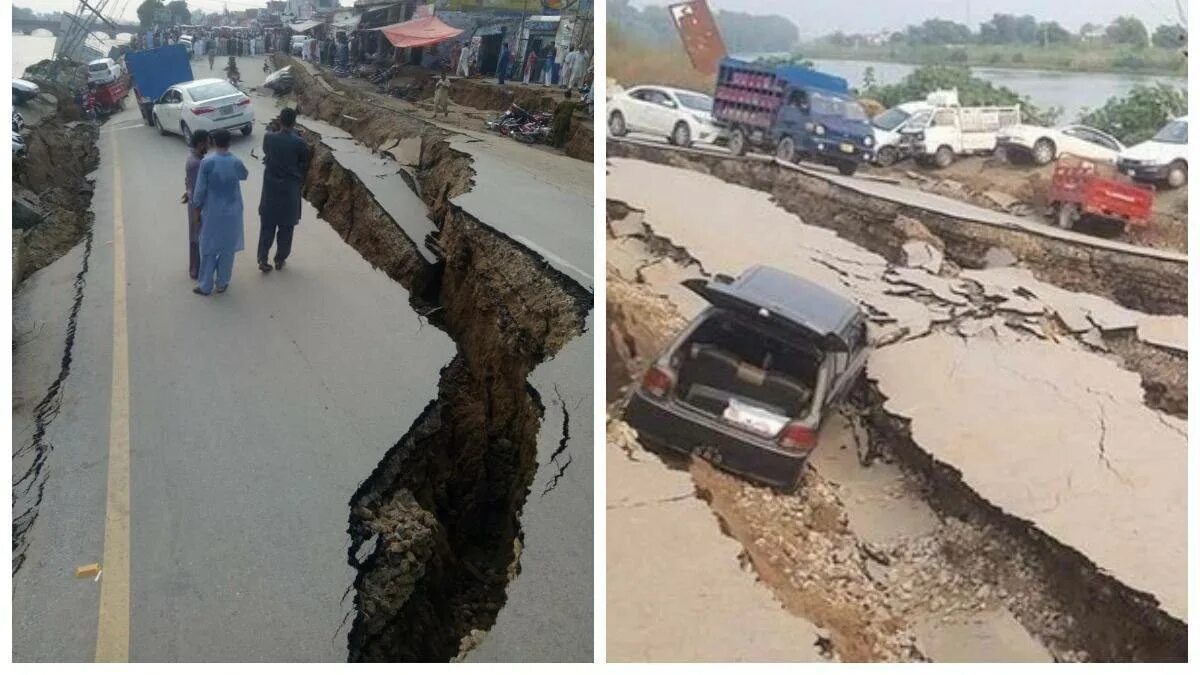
[[151, 78, 254, 140], [996, 123, 1124, 165], [607, 84, 724, 147]]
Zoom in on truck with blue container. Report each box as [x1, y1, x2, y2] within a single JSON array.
[[712, 58, 875, 176], [123, 44, 194, 127]]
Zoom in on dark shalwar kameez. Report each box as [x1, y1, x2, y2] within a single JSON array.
[[258, 128, 310, 266], [184, 149, 204, 278]]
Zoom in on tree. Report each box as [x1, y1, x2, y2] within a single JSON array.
[[1037, 21, 1073, 45], [1079, 22, 1101, 38], [1152, 23, 1187, 49], [978, 13, 1039, 44], [1079, 83, 1187, 144], [905, 18, 972, 45], [13, 6, 35, 21], [1105, 16, 1149, 48], [166, 0, 190, 25], [137, 0, 166, 28], [861, 66, 877, 90]]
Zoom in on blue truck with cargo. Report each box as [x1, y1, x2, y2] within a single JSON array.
[[124, 44, 194, 127], [712, 58, 876, 176]]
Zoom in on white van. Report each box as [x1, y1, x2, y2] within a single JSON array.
[[870, 101, 934, 166], [898, 92, 1021, 168], [86, 58, 123, 86], [1117, 116, 1188, 188]]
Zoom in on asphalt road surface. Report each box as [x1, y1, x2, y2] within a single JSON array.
[[12, 58, 456, 661]]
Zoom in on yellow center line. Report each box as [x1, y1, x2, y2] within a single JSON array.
[[95, 128, 132, 662]]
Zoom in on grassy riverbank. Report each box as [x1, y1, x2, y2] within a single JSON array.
[[800, 43, 1187, 77]]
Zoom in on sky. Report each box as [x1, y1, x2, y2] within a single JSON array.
[[23, 0, 1188, 34], [19, 0, 302, 23], [631, 0, 1187, 38]]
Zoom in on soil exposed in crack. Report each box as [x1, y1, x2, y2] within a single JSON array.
[[13, 90, 100, 286], [290, 76, 590, 660]]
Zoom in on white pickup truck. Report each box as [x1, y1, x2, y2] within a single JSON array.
[[897, 90, 1021, 168]]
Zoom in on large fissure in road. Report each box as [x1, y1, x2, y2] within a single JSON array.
[[293, 68, 589, 659], [605, 181, 1185, 661]]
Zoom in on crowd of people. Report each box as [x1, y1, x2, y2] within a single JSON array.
[[183, 108, 310, 296]]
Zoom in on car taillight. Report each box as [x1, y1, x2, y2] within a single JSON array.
[[778, 422, 817, 452], [641, 366, 674, 398], [237, 98, 251, 106], [192, 106, 215, 115]]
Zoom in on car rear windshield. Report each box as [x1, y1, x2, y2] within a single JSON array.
[[88, 62, 109, 71], [187, 82, 239, 101], [671, 312, 822, 424], [1152, 120, 1187, 144]]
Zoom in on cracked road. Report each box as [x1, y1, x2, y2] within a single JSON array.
[[12, 60, 455, 661]]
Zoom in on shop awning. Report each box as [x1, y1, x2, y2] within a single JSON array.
[[375, 16, 462, 49], [336, 15, 363, 30], [288, 19, 324, 33]]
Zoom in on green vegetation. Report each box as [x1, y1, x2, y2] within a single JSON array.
[[809, 13, 1187, 76], [607, 22, 714, 93], [609, 0, 799, 55], [1078, 83, 1188, 145], [862, 65, 1061, 125]]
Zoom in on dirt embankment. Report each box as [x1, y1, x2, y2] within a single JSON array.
[[13, 90, 99, 287], [281, 55, 592, 163], [608, 139, 1186, 317], [290, 62, 590, 661]]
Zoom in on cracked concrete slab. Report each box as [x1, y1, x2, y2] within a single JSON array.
[[608, 156, 1187, 628], [607, 436, 825, 662], [869, 334, 1186, 622], [1136, 315, 1187, 353], [913, 609, 1054, 662]]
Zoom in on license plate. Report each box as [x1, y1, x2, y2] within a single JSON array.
[[840, 142, 854, 153], [220, 105, 233, 115]]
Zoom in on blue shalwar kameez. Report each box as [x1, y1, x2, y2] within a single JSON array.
[[190, 151, 249, 293]]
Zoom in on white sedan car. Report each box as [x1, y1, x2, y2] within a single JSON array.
[[607, 84, 724, 147], [151, 78, 254, 140], [996, 123, 1124, 165]]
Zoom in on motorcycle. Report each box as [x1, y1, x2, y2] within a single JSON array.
[[485, 103, 550, 138]]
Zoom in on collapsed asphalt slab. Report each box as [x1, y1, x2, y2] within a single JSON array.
[[607, 156, 1187, 657]]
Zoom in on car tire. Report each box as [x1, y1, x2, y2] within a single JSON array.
[[1055, 202, 1078, 230], [934, 145, 954, 168], [728, 128, 747, 157], [181, 122, 191, 142], [608, 111, 626, 137], [1166, 160, 1187, 188], [775, 136, 795, 163], [242, 124, 252, 137], [836, 160, 858, 176], [671, 122, 691, 147], [875, 145, 898, 167], [154, 113, 167, 136], [1032, 138, 1056, 165]]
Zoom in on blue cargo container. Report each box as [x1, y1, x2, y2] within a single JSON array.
[[124, 44, 193, 125], [712, 57, 875, 175]]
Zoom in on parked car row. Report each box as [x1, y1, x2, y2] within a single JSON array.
[[608, 73, 1188, 188]]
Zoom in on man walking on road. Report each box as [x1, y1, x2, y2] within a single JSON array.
[[183, 129, 210, 279], [497, 42, 511, 85], [457, 41, 473, 77], [257, 108, 310, 272], [191, 129, 248, 295]]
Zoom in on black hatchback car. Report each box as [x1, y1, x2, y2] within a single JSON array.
[[625, 265, 870, 490]]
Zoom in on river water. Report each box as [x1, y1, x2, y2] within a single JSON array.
[[734, 53, 1185, 121]]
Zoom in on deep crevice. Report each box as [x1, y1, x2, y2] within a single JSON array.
[[290, 61, 590, 660]]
